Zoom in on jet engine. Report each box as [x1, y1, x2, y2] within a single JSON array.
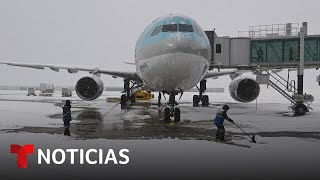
[[229, 77, 260, 103], [75, 75, 104, 101]]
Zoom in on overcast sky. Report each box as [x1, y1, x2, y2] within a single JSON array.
[[0, 0, 319, 87]]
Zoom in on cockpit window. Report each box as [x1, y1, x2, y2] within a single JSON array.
[[193, 25, 203, 36], [162, 24, 178, 32], [178, 24, 194, 32], [151, 25, 162, 36]]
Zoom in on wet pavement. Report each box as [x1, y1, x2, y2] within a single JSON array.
[[3, 98, 320, 144], [7, 100, 223, 140], [1, 93, 320, 180]]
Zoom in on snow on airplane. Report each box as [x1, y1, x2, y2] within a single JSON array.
[[0, 14, 260, 122]]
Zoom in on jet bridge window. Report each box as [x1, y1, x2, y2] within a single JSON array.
[[162, 24, 178, 32], [151, 25, 162, 36], [178, 24, 194, 32], [216, 44, 222, 53]]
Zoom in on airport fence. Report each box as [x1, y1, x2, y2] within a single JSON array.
[[0, 85, 75, 91]]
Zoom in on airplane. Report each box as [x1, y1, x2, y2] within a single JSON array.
[[0, 14, 260, 122]]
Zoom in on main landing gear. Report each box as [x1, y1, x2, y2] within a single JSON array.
[[120, 79, 135, 109], [158, 92, 162, 107], [193, 80, 209, 107], [163, 92, 181, 123]]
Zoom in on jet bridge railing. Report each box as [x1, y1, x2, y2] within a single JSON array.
[[254, 69, 312, 109], [238, 23, 300, 39], [269, 69, 297, 93]]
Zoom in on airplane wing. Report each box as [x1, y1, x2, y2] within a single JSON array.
[[123, 62, 136, 65], [0, 61, 141, 82], [203, 69, 239, 79]]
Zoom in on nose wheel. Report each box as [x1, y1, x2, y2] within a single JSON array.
[[164, 108, 171, 122], [163, 93, 181, 123], [193, 80, 209, 107], [174, 108, 180, 122], [163, 107, 181, 123]]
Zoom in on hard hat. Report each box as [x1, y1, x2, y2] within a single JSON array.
[[222, 105, 229, 110]]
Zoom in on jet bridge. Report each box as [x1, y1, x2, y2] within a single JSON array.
[[205, 22, 320, 115]]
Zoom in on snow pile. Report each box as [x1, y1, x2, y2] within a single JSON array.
[[122, 110, 151, 121], [0, 100, 62, 130]]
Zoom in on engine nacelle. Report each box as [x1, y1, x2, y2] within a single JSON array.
[[229, 77, 260, 103], [75, 75, 104, 101]]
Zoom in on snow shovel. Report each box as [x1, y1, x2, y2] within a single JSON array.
[[232, 122, 256, 143]]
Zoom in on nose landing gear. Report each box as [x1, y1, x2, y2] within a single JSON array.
[[193, 80, 209, 107], [163, 92, 181, 123], [120, 79, 136, 109]]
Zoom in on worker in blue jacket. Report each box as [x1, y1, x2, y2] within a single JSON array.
[[214, 105, 234, 141], [62, 100, 72, 136]]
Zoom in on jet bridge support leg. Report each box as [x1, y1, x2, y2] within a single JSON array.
[[293, 74, 308, 115], [256, 68, 311, 115], [193, 80, 209, 107], [293, 27, 308, 115]]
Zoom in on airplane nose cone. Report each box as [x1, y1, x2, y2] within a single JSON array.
[[166, 33, 191, 49], [138, 51, 209, 92], [136, 32, 211, 92], [166, 33, 185, 48], [165, 33, 210, 59]]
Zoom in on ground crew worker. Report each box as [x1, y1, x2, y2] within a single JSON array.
[[289, 47, 294, 61], [257, 47, 264, 62], [62, 100, 72, 136], [214, 105, 234, 141]]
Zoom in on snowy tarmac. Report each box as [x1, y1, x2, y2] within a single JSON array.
[[0, 86, 320, 179]]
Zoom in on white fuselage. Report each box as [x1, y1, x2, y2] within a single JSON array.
[[136, 52, 209, 92], [134, 15, 211, 93]]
